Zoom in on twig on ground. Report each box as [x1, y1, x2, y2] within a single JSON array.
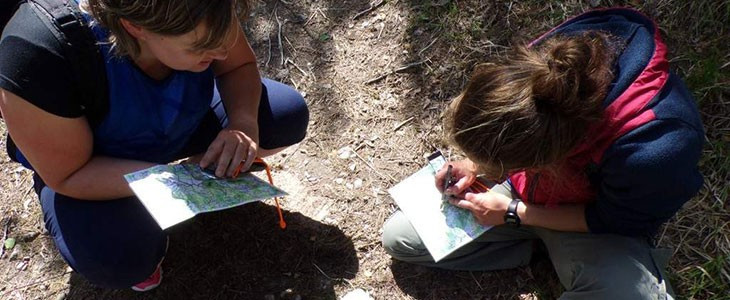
[[352, 150, 396, 183], [0, 216, 10, 258], [353, 0, 386, 20], [393, 117, 414, 131], [304, 10, 317, 26], [275, 8, 286, 67], [312, 262, 332, 279], [316, 8, 329, 21], [418, 37, 439, 57], [265, 34, 272, 68], [286, 58, 308, 77], [284, 36, 298, 58], [0, 270, 72, 297], [377, 22, 385, 39], [470, 272, 484, 290], [289, 77, 300, 90], [365, 60, 427, 85]]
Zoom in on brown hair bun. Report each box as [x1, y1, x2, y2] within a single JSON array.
[[530, 33, 612, 121], [446, 32, 615, 178]]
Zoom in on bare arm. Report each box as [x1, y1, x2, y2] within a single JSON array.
[[201, 22, 263, 176], [213, 25, 261, 143], [0, 89, 154, 200], [451, 190, 589, 233], [519, 202, 588, 232]]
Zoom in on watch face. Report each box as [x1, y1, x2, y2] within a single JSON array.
[[504, 211, 520, 226], [504, 212, 517, 224]]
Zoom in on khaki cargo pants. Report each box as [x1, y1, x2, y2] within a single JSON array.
[[382, 182, 674, 300]]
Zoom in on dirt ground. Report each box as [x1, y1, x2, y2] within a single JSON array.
[[1, 0, 728, 299]]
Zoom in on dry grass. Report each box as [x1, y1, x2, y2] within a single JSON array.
[[0, 0, 728, 299]]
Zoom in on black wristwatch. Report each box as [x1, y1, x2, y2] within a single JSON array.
[[504, 199, 522, 227]]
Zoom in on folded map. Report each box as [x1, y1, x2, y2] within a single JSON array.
[[125, 164, 287, 229]]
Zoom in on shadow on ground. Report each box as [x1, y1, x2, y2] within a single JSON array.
[[64, 203, 357, 300], [390, 247, 562, 299]]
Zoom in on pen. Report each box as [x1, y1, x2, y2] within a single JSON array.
[[442, 164, 454, 201]]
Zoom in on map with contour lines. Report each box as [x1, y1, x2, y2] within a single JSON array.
[[125, 164, 287, 229]]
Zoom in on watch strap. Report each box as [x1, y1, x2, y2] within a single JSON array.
[[504, 199, 522, 226]]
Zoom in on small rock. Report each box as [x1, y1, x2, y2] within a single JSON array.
[[9, 248, 20, 260], [348, 163, 357, 171], [338, 147, 353, 159], [341, 288, 373, 300], [346, 183, 354, 189], [280, 288, 294, 298], [353, 179, 363, 189], [335, 178, 345, 185], [54, 292, 68, 300]]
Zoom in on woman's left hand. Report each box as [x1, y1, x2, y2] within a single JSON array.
[[199, 128, 258, 178], [449, 191, 513, 226]]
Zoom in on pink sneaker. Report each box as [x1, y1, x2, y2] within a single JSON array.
[[131, 265, 163, 292], [132, 237, 168, 292]]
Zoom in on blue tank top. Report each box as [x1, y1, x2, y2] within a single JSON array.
[[87, 16, 214, 164]]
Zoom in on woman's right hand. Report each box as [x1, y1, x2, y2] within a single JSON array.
[[434, 159, 479, 197]]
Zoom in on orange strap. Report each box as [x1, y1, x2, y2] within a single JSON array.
[[234, 157, 286, 229], [254, 159, 286, 229], [261, 161, 287, 229]]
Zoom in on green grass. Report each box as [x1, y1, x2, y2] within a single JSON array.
[[676, 255, 730, 300]]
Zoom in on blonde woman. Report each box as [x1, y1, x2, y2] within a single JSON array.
[[0, 0, 308, 291]]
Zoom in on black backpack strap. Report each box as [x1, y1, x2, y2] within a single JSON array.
[[28, 0, 108, 127], [5, 0, 108, 165]]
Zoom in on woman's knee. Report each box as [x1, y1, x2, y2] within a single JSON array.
[[381, 211, 428, 259], [41, 191, 167, 288], [259, 79, 309, 149], [559, 254, 669, 300]]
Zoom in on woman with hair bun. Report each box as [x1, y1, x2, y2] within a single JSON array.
[[0, 0, 308, 291], [383, 8, 703, 299]]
